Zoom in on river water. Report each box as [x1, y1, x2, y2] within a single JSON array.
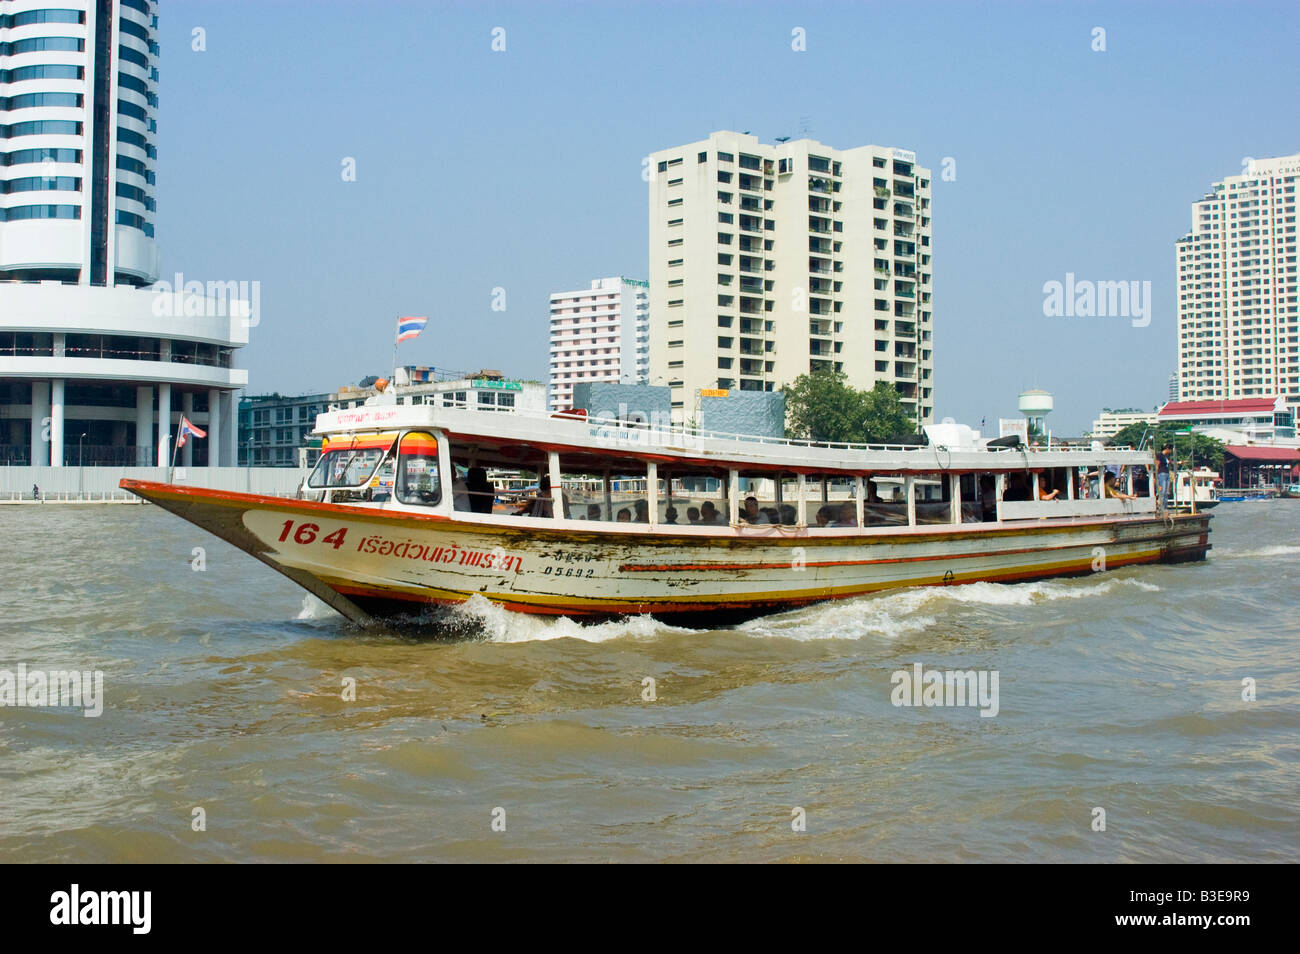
[[0, 501, 1296, 862]]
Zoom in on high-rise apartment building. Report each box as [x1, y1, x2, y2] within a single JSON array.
[[647, 131, 933, 426], [0, 1, 247, 467], [1176, 153, 1300, 417], [548, 276, 648, 410]]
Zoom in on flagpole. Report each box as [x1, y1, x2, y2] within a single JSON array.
[[168, 428, 179, 483], [390, 317, 400, 384]]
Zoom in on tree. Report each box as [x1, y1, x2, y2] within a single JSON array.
[[1107, 422, 1225, 470], [782, 372, 918, 444], [783, 370, 869, 443], [861, 380, 918, 443]]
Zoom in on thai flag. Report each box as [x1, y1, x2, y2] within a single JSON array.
[[396, 315, 428, 344], [176, 415, 206, 448]]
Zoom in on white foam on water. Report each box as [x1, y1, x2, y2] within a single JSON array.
[[449, 594, 693, 644], [1214, 544, 1300, 559], [739, 588, 938, 641], [418, 576, 1163, 644], [737, 576, 1161, 641], [296, 594, 340, 621]]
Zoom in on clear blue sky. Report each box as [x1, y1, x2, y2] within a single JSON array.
[[156, 0, 1300, 434]]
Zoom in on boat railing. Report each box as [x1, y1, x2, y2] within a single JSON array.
[[321, 401, 1148, 462], [513, 406, 940, 454]]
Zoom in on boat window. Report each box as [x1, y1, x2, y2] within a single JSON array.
[[735, 471, 794, 526], [913, 473, 952, 524], [498, 464, 556, 518], [396, 431, 442, 506], [1001, 471, 1034, 502], [863, 475, 907, 526], [654, 465, 726, 526], [969, 473, 999, 522], [307, 434, 397, 489]]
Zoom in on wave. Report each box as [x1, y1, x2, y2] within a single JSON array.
[[426, 575, 1162, 644], [1213, 544, 1300, 559], [738, 576, 1160, 641], [449, 594, 694, 644], [296, 594, 341, 622]]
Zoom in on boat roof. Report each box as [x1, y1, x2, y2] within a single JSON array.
[[313, 403, 1152, 475]]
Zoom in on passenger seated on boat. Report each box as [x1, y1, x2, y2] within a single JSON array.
[[742, 496, 770, 524], [616, 508, 632, 522], [1103, 472, 1136, 501], [687, 506, 701, 525], [529, 476, 555, 518], [815, 505, 833, 527], [663, 506, 680, 525], [466, 467, 495, 514], [634, 500, 650, 523], [979, 475, 997, 521], [1037, 472, 1059, 501], [452, 472, 470, 510], [779, 504, 797, 525], [699, 501, 726, 525], [831, 501, 859, 527], [586, 504, 602, 521]]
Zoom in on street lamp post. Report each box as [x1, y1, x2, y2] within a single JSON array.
[[78, 432, 86, 498], [246, 438, 254, 492]]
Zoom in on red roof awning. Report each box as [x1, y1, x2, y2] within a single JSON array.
[[1224, 445, 1300, 461], [1160, 398, 1279, 417]]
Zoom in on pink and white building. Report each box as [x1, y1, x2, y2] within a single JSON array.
[[547, 276, 648, 411]]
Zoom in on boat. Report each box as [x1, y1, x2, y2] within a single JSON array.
[[121, 404, 1212, 632], [1171, 467, 1221, 511], [1280, 483, 1300, 499], [1218, 488, 1278, 502]]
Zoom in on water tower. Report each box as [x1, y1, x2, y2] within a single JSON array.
[[1018, 389, 1054, 438]]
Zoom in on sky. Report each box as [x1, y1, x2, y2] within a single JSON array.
[[155, 0, 1300, 435]]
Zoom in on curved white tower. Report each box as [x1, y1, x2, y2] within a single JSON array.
[[1, 1, 247, 467]]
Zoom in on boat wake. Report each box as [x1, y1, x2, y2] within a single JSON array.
[[737, 576, 1161, 641], [296, 594, 341, 623], [446, 595, 697, 644], [410, 577, 1164, 644], [1213, 544, 1300, 559]]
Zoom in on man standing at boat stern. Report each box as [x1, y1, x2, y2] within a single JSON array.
[[1155, 443, 1173, 510]]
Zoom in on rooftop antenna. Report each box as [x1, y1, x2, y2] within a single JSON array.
[[799, 116, 812, 137]]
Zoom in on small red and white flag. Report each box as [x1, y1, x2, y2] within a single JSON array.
[[176, 415, 206, 448], [396, 315, 428, 344]]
